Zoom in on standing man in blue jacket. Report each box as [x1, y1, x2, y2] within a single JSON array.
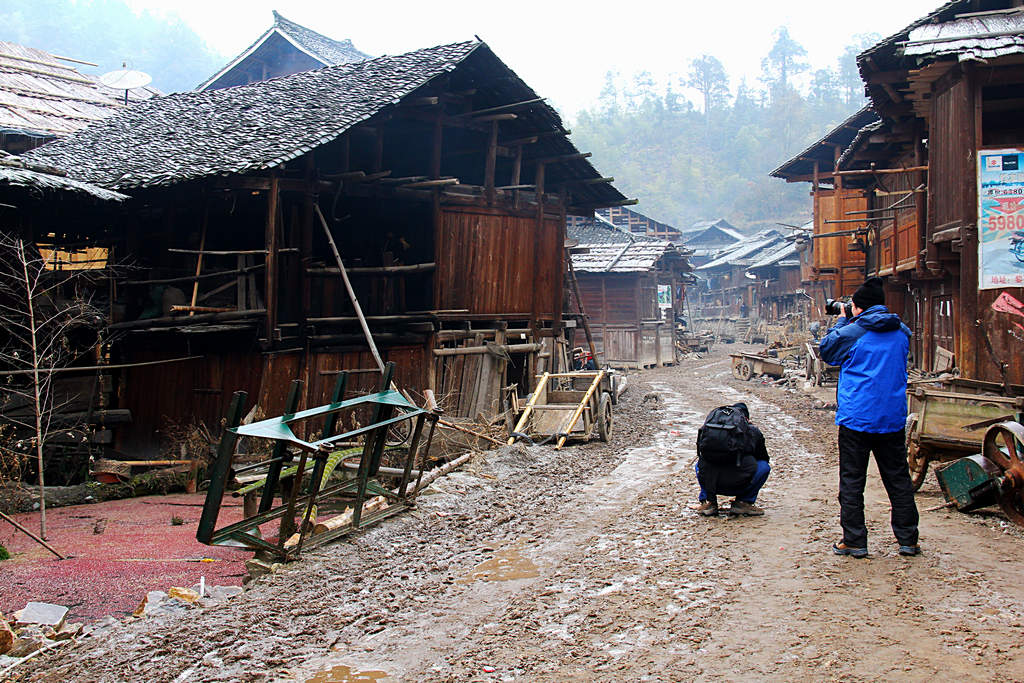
[[819, 277, 920, 558]]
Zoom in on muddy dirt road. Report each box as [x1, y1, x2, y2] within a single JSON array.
[[17, 345, 1024, 682]]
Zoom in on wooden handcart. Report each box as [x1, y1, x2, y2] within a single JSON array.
[[729, 352, 785, 381], [906, 379, 1024, 490], [804, 341, 840, 386], [508, 371, 614, 449]]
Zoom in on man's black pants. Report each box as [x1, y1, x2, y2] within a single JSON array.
[[838, 425, 919, 548]]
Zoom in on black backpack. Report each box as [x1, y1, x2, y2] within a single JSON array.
[[697, 405, 755, 467]]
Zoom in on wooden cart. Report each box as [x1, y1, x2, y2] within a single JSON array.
[[804, 342, 841, 386], [508, 371, 614, 449], [729, 352, 785, 381], [906, 380, 1024, 489]]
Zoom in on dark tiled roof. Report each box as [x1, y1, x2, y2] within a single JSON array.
[[0, 151, 126, 201], [25, 41, 626, 207], [272, 11, 371, 65], [26, 42, 480, 189]]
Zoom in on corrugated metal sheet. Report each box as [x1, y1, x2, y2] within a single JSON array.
[[696, 230, 784, 271], [0, 40, 157, 139], [904, 13, 1024, 61], [569, 218, 679, 273]]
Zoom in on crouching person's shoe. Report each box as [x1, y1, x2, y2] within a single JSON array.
[[696, 500, 719, 517], [728, 500, 765, 516], [832, 542, 868, 558]]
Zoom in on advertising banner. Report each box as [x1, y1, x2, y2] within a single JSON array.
[[978, 148, 1024, 289]]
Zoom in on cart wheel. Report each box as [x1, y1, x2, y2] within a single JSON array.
[[982, 421, 1024, 526], [597, 392, 613, 442], [904, 413, 928, 491], [732, 363, 743, 379], [738, 362, 753, 381]]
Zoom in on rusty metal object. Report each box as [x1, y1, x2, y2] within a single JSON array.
[[982, 421, 1024, 526], [904, 386, 1024, 490]]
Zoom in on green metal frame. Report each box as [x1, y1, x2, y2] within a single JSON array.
[[196, 361, 437, 559]]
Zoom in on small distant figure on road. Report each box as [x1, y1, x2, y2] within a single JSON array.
[[694, 402, 771, 516], [571, 346, 597, 371], [819, 277, 920, 558]]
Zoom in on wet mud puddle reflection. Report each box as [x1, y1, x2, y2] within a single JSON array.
[[460, 539, 539, 583], [305, 664, 391, 683]]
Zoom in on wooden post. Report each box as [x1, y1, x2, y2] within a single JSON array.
[[508, 372, 550, 445], [302, 154, 315, 317], [961, 69, 982, 379], [373, 128, 384, 173], [485, 120, 498, 205], [531, 163, 546, 356], [265, 176, 280, 337], [431, 116, 443, 180]]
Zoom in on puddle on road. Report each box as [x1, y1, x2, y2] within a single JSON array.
[[305, 665, 391, 683], [459, 539, 539, 583]]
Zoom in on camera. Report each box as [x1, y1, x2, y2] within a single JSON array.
[[824, 298, 853, 317]]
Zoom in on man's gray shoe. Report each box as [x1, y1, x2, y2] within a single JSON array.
[[832, 542, 868, 558], [898, 544, 921, 556], [696, 500, 719, 517], [728, 500, 765, 516]]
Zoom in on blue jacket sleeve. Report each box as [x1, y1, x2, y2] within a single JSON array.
[[819, 318, 861, 366]]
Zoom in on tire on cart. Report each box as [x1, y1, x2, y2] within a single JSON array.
[[597, 392, 613, 442], [738, 362, 753, 381], [905, 412, 929, 491]]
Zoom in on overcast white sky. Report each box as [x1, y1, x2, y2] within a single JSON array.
[[126, 0, 942, 116]]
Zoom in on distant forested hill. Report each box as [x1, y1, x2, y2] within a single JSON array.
[[1, 0, 224, 93], [570, 29, 880, 233]]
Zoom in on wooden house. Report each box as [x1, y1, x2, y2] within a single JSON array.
[[0, 41, 157, 153], [771, 107, 878, 314], [0, 152, 128, 483], [677, 219, 744, 267], [566, 206, 678, 241], [693, 230, 785, 320], [772, 0, 1024, 382], [198, 11, 370, 91], [568, 216, 690, 368], [26, 40, 630, 453], [745, 229, 808, 322]]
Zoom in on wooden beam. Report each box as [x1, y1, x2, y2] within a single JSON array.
[[502, 130, 570, 146], [568, 198, 639, 211], [485, 120, 498, 204], [472, 113, 517, 122], [833, 165, 927, 176], [401, 96, 439, 106], [529, 152, 591, 165], [306, 262, 436, 276], [458, 97, 546, 117]]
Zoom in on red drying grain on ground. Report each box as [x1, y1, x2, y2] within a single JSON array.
[[0, 493, 248, 621]]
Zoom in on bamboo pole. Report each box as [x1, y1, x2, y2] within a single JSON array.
[[0, 509, 64, 559], [507, 372, 550, 445], [437, 418, 503, 446], [555, 370, 605, 450], [314, 205, 384, 372], [188, 208, 208, 316]]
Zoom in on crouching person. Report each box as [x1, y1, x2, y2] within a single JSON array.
[[695, 402, 771, 516]]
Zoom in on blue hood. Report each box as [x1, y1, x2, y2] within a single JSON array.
[[854, 305, 904, 333]]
